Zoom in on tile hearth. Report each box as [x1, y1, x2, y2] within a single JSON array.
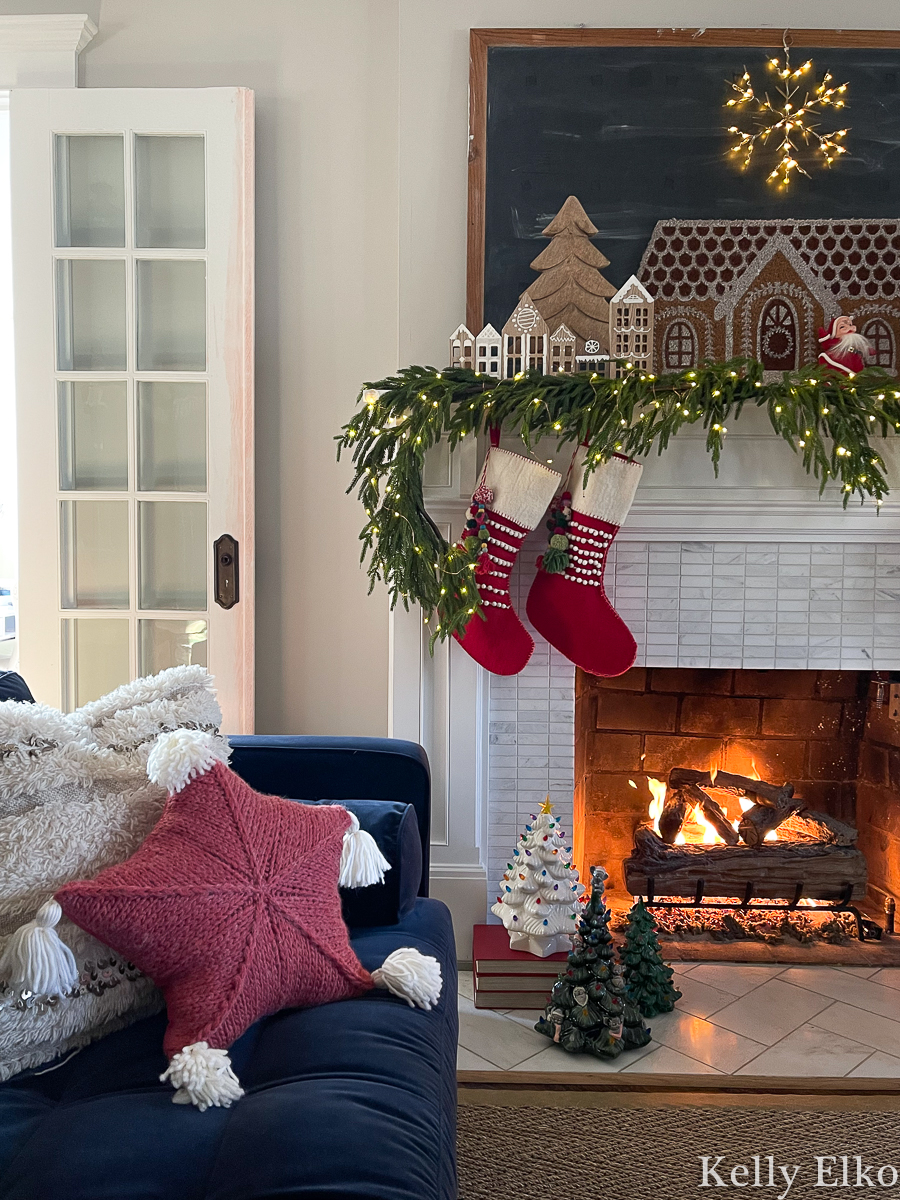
[[456, 965, 900, 1077]]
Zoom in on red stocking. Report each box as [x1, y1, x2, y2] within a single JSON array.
[[526, 448, 643, 678], [454, 436, 560, 676]]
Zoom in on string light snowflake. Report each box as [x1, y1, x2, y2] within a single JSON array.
[[725, 47, 849, 189]]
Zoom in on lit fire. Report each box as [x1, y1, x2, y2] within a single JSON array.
[[643, 763, 780, 845], [647, 778, 667, 834]]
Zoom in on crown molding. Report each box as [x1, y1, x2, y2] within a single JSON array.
[[0, 14, 96, 88], [0, 14, 96, 55]]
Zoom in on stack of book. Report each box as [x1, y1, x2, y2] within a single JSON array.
[[472, 924, 570, 1009]]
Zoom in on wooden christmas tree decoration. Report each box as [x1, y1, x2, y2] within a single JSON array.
[[619, 898, 682, 1018], [528, 196, 617, 352]]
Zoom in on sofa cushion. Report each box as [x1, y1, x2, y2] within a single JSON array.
[[0, 897, 458, 1200], [299, 798, 422, 926]]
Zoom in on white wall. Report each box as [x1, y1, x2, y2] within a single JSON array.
[[53, 0, 400, 736], [3, 0, 900, 736]]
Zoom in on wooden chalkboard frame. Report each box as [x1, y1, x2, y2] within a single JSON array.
[[466, 27, 900, 333]]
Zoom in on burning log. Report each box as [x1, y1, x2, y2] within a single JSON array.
[[658, 787, 690, 844], [626, 824, 867, 902], [683, 783, 741, 846], [738, 800, 803, 848], [667, 767, 794, 807], [781, 810, 858, 846]]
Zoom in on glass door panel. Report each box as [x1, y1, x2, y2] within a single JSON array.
[[62, 618, 130, 709], [54, 134, 125, 248], [60, 499, 129, 608], [135, 259, 206, 370], [137, 381, 206, 491], [134, 135, 205, 248], [139, 617, 208, 674], [58, 381, 128, 490], [56, 258, 127, 370], [138, 500, 206, 609]]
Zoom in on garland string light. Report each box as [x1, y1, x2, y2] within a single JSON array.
[[337, 360, 900, 645]]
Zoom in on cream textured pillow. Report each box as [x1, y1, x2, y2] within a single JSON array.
[[0, 666, 227, 1081]]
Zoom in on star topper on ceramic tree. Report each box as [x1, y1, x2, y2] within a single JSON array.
[[725, 33, 850, 188]]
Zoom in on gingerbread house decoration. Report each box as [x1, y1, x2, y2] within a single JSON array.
[[549, 323, 577, 373], [636, 219, 900, 376], [450, 205, 900, 380], [608, 275, 654, 377], [502, 292, 549, 376]]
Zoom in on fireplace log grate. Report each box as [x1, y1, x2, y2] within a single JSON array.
[[636, 876, 882, 942]]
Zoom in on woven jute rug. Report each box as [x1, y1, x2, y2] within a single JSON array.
[[458, 1077, 900, 1200]]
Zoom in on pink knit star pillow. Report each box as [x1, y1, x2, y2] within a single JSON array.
[[50, 730, 441, 1111]]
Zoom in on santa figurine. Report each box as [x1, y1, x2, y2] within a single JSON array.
[[817, 314, 874, 376]]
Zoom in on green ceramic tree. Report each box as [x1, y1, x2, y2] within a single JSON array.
[[619, 898, 682, 1018], [535, 865, 651, 1060]]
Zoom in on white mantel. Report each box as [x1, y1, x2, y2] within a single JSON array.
[[391, 418, 900, 955]]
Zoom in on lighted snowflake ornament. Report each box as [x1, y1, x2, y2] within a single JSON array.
[[725, 45, 849, 189]]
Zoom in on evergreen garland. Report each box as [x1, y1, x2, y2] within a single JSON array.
[[336, 360, 900, 643]]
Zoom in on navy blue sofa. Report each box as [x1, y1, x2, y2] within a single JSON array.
[[0, 736, 458, 1200]]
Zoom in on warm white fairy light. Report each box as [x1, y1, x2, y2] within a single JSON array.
[[725, 43, 849, 188]]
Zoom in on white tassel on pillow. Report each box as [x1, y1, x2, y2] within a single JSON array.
[[339, 811, 391, 889], [146, 728, 230, 794], [160, 1042, 244, 1111], [371, 947, 442, 1011], [0, 899, 79, 997]]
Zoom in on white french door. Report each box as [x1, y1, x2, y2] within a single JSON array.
[[10, 88, 254, 732]]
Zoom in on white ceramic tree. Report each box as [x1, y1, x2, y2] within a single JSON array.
[[491, 798, 584, 957]]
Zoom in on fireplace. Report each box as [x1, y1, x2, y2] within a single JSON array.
[[574, 667, 899, 935]]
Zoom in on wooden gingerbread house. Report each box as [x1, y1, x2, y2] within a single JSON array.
[[636, 219, 900, 375]]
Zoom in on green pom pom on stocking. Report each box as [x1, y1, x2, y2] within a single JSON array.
[[540, 545, 570, 574]]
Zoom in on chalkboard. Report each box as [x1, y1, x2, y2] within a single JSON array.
[[468, 30, 900, 334]]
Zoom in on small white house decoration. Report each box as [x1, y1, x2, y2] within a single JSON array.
[[475, 323, 502, 376], [449, 324, 475, 370]]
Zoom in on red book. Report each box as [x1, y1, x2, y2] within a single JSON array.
[[473, 923, 571, 975]]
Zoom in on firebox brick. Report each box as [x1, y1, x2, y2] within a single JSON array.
[[679, 696, 760, 737], [594, 691, 676, 732], [857, 782, 900, 841], [642, 735, 723, 773], [724, 738, 808, 780], [761, 698, 842, 738], [807, 739, 854, 781], [590, 667, 647, 692], [858, 741, 890, 787], [736, 669, 818, 698], [865, 702, 900, 749], [585, 773, 652, 814], [648, 668, 733, 695], [586, 732, 643, 773]]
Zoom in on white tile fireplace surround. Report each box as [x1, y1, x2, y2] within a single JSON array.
[[388, 412, 900, 954]]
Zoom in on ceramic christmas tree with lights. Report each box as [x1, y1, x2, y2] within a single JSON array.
[[491, 798, 584, 957], [534, 864, 651, 1060]]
